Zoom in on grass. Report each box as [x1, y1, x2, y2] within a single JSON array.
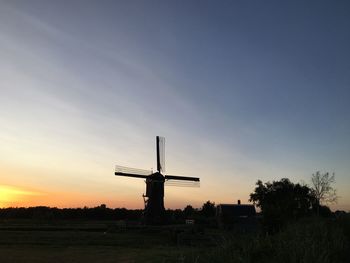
[[0, 220, 210, 263], [0, 217, 349, 263], [184, 217, 349, 263]]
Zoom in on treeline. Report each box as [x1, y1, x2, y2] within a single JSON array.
[[0, 202, 215, 222], [0, 205, 143, 221]]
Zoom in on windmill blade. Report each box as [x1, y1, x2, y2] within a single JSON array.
[[115, 172, 148, 179], [164, 175, 200, 182], [115, 165, 152, 179], [156, 136, 165, 173], [115, 165, 153, 175], [165, 180, 200, 187]]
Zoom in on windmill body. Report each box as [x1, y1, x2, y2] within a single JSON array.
[[115, 136, 200, 224], [145, 172, 165, 223]]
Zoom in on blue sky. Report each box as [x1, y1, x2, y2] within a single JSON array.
[[0, 0, 349, 210]]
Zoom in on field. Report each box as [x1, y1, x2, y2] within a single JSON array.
[[0, 220, 216, 263], [0, 217, 349, 263]]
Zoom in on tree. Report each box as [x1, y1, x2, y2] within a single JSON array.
[[311, 171, 337, 215], [249, 178, 314, 232], [201, 201, 216, 217], [183, 205, 195, 217]]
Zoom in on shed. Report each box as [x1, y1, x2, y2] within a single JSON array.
[[216, 200, 257, 229]]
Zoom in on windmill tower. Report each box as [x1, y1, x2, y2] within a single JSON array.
[[115, 136, 200, 224]]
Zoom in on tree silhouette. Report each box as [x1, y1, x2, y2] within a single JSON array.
[[311, 171, 337, 215], [249, 178, 314, 232], [201, 201, 216, 217], [183, 205, 195, 217]]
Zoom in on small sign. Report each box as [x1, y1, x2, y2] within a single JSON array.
[[185, 219, 195, 224]]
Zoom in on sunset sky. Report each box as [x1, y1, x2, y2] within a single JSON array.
[[1, 1, 349, 211]]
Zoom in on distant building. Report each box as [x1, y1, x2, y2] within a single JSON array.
[[216, 200, 257, 230]]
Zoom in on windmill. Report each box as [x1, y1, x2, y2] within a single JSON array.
[[115, 136, 200, 224]]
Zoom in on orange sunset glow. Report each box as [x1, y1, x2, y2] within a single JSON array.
[[0, 185, 45, 207], [0, 184, 130, 209]]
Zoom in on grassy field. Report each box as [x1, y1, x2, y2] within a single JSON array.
[[0, 220, 214, 263], [0, 217, 349, 263]]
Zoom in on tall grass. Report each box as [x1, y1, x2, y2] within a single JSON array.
[[183, 217, 349, 263]]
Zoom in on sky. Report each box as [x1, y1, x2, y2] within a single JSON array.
[[0, 0, 349, 211]]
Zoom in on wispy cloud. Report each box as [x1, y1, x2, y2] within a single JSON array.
[[0, 1, 349, 210]]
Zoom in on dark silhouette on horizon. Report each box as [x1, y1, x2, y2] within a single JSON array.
[[0, 178, 347, 263], [115, 136, 200, 225], [249, 178, 333, 233], [216, 200, 257, 230]]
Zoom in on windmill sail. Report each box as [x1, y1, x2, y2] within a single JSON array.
[[165, 180, 200, 187], [164, 175, 200, 181], [115, 165, 152, 179], [156, 136, 165, 173], [164, 174, 200, 187]]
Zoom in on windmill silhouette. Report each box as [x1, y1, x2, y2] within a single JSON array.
[[115, 136, 200, 224]]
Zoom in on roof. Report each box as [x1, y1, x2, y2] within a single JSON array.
[[217, 204, 256, 217]]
